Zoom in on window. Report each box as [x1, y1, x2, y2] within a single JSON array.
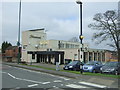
[[71, 44, 74, 48], [81, 55, 82, 59], [32, 54, 35, 59], [75, 45, 79, 48], [23, 45, 27, 49], [66, 44, 69, 48], [50, 49, 52, 51], [60, 43, 64, 48]]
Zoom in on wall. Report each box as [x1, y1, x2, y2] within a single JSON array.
[[63, 49, 79, 61], [22, 29, 47, 62], [5, 47, 18, 58]]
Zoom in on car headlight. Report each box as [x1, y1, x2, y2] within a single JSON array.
[[88, 67, 93, 69], [110, 68, 115, 71], [69, 66, 73, 68]]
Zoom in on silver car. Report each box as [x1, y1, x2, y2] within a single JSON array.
[[83, 61, 103, 73]]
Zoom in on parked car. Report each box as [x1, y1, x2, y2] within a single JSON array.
[[100, 62, 120, 75], [64, 59, 72, 65], [63, 60, 83, 71], [83, 61, 103, 73]]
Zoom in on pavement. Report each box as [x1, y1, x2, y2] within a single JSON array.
[[2, 61, 120, 89]]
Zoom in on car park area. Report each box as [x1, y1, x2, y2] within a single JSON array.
[[63, 60, 120, 76]]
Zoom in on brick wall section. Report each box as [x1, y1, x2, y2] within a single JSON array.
[[5, 46, 19, 58], [105, 51, 118, 62]]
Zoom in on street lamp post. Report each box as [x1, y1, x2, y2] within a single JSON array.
[[76, 0, 84, 62], [76, 0, 83, 44], [17, 0, 22, 64]]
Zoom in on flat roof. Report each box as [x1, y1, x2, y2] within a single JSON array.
[[29, 28, 44, 31]]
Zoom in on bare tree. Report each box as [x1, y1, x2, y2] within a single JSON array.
[[68, 37, 79, 42], [88, 10, 120, 62]]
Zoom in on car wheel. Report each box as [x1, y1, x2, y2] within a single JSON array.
[[115, 71, 118, 75], [92, 69, 96, 73]]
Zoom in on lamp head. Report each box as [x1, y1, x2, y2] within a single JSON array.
[[79, 35, 84, 40], [76, 0, 82, 4]]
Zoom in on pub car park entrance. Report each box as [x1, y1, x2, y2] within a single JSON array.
[[27, 51, 64, 65]]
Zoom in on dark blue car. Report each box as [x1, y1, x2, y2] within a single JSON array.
[[63, 60, 83, 71], [83, 61, 103, 73]]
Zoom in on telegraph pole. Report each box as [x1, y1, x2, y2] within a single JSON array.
[[17, 0, 21, 64]]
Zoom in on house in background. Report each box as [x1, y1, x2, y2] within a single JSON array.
[[105, 50, 118, 62], [4, 46, 21, 62]]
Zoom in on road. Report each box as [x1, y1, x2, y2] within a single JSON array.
[[1, 64, 114, 90]]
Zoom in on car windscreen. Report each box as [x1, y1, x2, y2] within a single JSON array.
[[105, 62, 118, 67], [86, 61, 95, 65], [68, 61, 78, 65]]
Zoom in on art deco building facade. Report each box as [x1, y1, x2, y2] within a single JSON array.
[[21, 29, 116, 64]]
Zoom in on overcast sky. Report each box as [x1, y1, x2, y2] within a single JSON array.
[[1, 1, 118, 50]]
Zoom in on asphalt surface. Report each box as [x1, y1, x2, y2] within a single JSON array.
[[1, 62, 120, 89]]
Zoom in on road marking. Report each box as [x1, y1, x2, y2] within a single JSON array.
[[12, 66, 70, 80], [7, 73, 16, 79], [2, 71, 42, 84], [15, 87, 21, 89], [15, 77, 42, 84], [66, 84, 88, 88], [42, 82, 51, 84], [7, 66, 12, 67], [56, 76, 70, 81], [2, 71, 57, 86], [5, 65, 70, 82], [53, 80, 62, 82], [53, 86, 59, 88], [79, 82, 107, 88], [0, 71, 6, 74], [28, 84, 38, 87]]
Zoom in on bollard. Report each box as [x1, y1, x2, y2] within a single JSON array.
[[56, 62, 60, 71]]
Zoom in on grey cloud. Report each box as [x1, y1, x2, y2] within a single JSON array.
[[2, 2, 117, 50]]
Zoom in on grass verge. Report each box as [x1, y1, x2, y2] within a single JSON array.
[[20, 64, 120, 78]]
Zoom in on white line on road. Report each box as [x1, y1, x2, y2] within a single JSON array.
[[15, 77, 42, 84], [7, 66, 12, 67], [66, 84, 88, 88], [4, 64, 70, 85], [15, 87, 21, 89], [11, 66, 71, 81], [0, 71, 6, 74], [42, 82, 51, 84], [79, 82, 107, 88], [53, 86, 59, 88], [56, 76, 70, 81], [28, 84, 38, 87], [7, 73, 16, 78], [53, 80, 62, 82], [2, 71, 42, 84]]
